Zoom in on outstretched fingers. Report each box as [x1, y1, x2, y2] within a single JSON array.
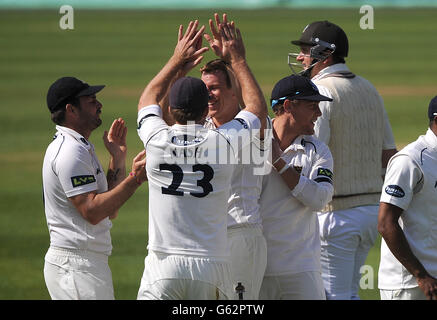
[[183, 20, 200, 41], [220, 22, 235, 42], [108, 118, 126, 141], [210, 14, 220, 39], [191, 24, 205, 46], [215, 12, 228, 26], [178, 24, 184, 41]]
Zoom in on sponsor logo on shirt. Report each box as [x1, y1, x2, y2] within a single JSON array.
[[71, 175, 96, 188], [315, 167, 333, 184], [317, 168, 333, 179], [385, 185, 405, 198], [234, 118, 248, 129]]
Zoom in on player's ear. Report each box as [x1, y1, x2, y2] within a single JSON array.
[[65, 103, 75, 114], [283, 99, 293, 113]]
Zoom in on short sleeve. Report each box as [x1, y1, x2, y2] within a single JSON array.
[[380, 154, 423, 210], [56, 145, 99, 198], [137, 105, 167, 147]]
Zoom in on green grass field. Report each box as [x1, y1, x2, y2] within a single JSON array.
[[1, 8, 436, 300]]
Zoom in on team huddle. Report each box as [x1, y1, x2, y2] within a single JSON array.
[[41, 13, 437, 300]]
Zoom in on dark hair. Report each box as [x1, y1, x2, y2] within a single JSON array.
[[170, 107, 206, 124], [200, 59, 232, 88], [50, 97, 81, 125]]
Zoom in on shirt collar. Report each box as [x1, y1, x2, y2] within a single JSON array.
[[55, 125, 92, 150], [283, 135, 306, 153], [172, 123, 205, 132], [203, 117, 216, 129], [424, 128, 437, 151], [312, 63, 350, 81]]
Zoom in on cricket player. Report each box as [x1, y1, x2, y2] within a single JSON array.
[[136, 19, 268, 300], [259, 75, 334, 300], [201, 13, 270, 300], [42, 76, 147, 299], [378, 96, 437, 300], [290, 20, 397, 299]]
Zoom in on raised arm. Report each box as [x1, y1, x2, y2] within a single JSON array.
[[103, 118, 127, 190], [138, 21, 209, 111], [217, 19, 267, 128]]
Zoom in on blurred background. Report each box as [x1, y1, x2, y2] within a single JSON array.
[[1, 0, 436, 299]]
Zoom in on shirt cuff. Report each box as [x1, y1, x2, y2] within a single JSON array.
[[137, 104, 162, 122], [235, 110, 261, 130]]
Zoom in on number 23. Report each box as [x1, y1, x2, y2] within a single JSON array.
[[160, 164, 214, 198]]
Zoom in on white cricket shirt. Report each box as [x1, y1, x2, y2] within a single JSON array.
[[204, 116, 272, 228], [260, 135, 334, 275], [137, 105, 261, 260], [379, 128, 437, 289], [42, 125, 111, 255]]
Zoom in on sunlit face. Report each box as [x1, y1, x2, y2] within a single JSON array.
[[201, 70, 239, 125], [296, 45, 313, 70], [77, 94, 103, 130], [290, 99, 322, 136], [296, 45, 327, 78]]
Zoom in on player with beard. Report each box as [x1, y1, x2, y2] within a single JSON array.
[[42, 77, 147, 299]]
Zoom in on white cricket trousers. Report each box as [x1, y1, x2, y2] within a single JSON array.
[[44, 246, 114, 300], [380, 287, 427, 300], [227, 224, 267, 300], [318, 205, 379, 300], [137, 251, 233, 300], [259, 271, 326, 300]]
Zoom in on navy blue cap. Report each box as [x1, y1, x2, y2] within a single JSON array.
[[169, 76, 209, 111], [270, 75, 332, 108], [47, 77, 104, 113], [428, 96, 437, 120]]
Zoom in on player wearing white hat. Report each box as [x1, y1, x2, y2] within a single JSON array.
[[259, 75, 334, 300], [378, 96, 437, 300], [136, 19, 267, 300], [42, 77, 147, 299]]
